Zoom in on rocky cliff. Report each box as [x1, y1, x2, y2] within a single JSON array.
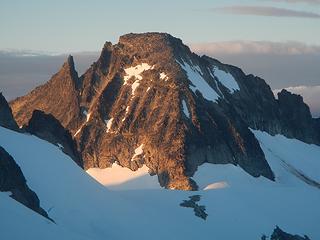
[[9, 32, 320, 190], [0, 92, 19, 130]]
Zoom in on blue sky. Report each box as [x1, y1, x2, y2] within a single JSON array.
[[1, 0, 320, 52]]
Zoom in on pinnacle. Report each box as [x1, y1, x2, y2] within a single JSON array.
[[66, 55, 75, 68]]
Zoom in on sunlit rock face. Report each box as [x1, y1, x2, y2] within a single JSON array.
[[10, 32, 320, 190]]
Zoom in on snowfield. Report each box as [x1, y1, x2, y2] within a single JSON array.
[[1, 126, 320, 239], [0, 192, 88, 240], [87, 164, 160, 190]]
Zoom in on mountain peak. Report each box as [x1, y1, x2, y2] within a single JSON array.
[[61, 55, 78, 80], [66, 54, 75, 67], [9, 32, 320, 190], [10, 54, 81, 129], [117, 32, 187, 62], [119, 32, 173, 44]]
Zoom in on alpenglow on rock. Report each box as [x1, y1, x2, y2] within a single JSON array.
[[10, 33, 320, 190]]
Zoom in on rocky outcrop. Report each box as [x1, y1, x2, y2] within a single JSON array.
[[277, 89, 319, 144], [25, 110, 83, 167], [0, 146, 49, 219], [9, 32, 320, 190], [262, 226, 311, 240], [180, 195, 207, 220], [0, 92, 18, 130]]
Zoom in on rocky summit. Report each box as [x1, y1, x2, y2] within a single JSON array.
[[9, 32, 320, 190]]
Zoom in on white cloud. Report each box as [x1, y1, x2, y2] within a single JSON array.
[[190, 41, 320, 55], [213, 6, 320, 18], [268, 0, 320, 5]]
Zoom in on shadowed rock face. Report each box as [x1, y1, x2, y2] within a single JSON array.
[[277, 89, 319, 144], [9, 32, 320, 190], [0, 146, 49, 219], [0, 92, 18, 130], [25, 110, 83, 167]]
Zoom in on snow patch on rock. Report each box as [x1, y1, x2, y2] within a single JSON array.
[[131, 144, 144, 161], [83, 110, 91, 122], [131, 80, 140, 95], [57, 143, 64, 149], [212, 66, 240, 93], [73, 128, 82, 137], [160, 72, 169, 81], [182, 100, 190, 118], [178, 60, 220, 102], [105, 118, 113, 133], [73, 110, 92, 137], [122, 106, 130, 122], [124, 63, 154, 82], [123, 63, 154, 97]]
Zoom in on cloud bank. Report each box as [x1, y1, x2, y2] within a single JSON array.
[[213, 6, 320, 18], [268, 0, 320, 5], [190, 41, 320, 55]]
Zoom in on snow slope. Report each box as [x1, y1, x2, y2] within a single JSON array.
[[87, 164, 160, 190], [0, 126, 163, 240], [90, 129, 320, 239], [253, 130, 320, 184], [0, 192, 88, 240], [1, 126, 319, 239]]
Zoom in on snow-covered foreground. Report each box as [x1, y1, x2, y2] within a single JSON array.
[[1, 126, 320, 239], [0, 127, 163, 240], [0, 192, 88, 240]]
